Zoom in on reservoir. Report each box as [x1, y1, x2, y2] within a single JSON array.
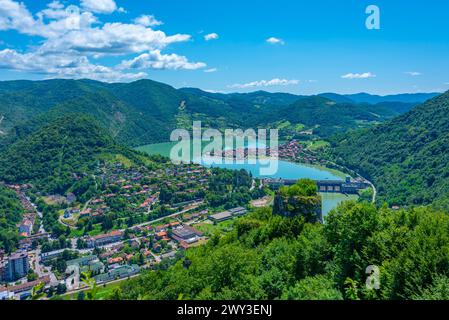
[[137, 142, 358, 216]]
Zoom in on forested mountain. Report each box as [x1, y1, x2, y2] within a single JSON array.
[[179, 90, 416, 138], [345, 92, 439, 105], [0, 79, 188, 147], [113, 183, 449, 300], [331, 91, 449, 209], [273, 96, 395, 137], [0, 79, 438, 149], [0, 114, 149, 195]]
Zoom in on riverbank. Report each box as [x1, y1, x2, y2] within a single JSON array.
[[135, 142, 359, 216]]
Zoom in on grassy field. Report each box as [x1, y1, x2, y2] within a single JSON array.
[[61, 278, 131, 300], [308, 140, 330, 150], [194, 219, 236, 237]]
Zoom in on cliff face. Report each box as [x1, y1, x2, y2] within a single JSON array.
[[273, 179, 322, 223]]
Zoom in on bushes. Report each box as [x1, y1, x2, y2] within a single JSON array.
[[115, 198, 449, 300], [0, 185, 24, 252]]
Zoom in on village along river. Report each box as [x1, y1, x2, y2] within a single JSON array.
[[136, 142, 358, 217]]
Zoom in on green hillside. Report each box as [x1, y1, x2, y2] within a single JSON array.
[[273, 96, 392, 137], [0, 114, 146, 195], [331, 91, 449, 209], [0, 184, 24, 253], [0, 79, 428, 150], [113, 189, 449, 300]]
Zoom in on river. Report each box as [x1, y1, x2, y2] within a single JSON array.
[[136, 142, 358, 216]]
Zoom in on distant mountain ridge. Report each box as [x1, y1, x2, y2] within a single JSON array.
[[0, 114, 148, 194], [181, 88, 438, 105], [344, 92, 440, 104], [0, 78, 441, 148]]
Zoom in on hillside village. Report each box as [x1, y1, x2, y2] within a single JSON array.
[[0, 157, 262, 300]]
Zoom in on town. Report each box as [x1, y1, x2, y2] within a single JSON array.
[[0, 158, 259, 300], [1, 139, 368, 300]]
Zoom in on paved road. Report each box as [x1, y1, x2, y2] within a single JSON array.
[[121, 201, 203, 231], [368, 180, 377, 204], [32, 249, 58, 285], [27, 196, 46, 234]]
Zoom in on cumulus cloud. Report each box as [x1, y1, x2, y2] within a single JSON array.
[[80, 0, 117, 14], [204, 33, 219, 41], [0, 0, 206, 82], [266, 37, 284, 45], [204, 68, 217, 73], [405, 71, 422, 76], [341, 72, 376, 79], [0, 0, 38, 34], [118, 50, 206, 70], [134, 15, 163, 27], [40, 23, 191, 55], [228, 78, 299, 89], [0, 48, 147, 82]]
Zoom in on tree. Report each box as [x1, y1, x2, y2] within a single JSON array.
[[77, 291, 86, 301], [273, 179, 322, 222], [282, 275, 343, 300], [56, 283, 67, 295], [102, 215, 114, 231], [30, 282, 46, 300], [80, 272, 98, 300], [413, 275, 449, 300], [27, 271, 38, 282]]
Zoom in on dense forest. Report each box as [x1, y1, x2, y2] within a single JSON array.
[[330, 91, 449, 209], [110, 181, 449, 300], [0, 114, 149, 195], [0, 79, 432, 149], [0, 185, 23, 253]]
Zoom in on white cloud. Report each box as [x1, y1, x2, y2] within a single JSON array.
[[341, 72, 376, 79], [405, 71, 422, 76], [203, 89, 226, 94], [0, 48, 147, 82], [48, 1, 64, 10], [204, 33, 219, 41], [228, 78, 299, 89], [39, 23, 191, 56], [80, 0, 117, 14], [0, 0, 38, 34], [0, 0, 206, 82], [118, 50, 206, 70], [266, 37, 284, 45], [204, 68, 217, 73], [134, 15, 163, 27]]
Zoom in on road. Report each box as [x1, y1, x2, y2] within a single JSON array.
[[367, 180, 377, 204], [121, 201, 203, 231], [27, 196, 46, 234], [31, 248, 58, 285]]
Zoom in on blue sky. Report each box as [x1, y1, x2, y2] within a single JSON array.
[[0, 0, 448, 95]]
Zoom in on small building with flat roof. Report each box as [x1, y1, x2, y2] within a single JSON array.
[[209, 207, 248, 223], [209, 211, 233, 223]]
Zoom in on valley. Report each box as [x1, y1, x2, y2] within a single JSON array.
[[0, 79, 448, 301]]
